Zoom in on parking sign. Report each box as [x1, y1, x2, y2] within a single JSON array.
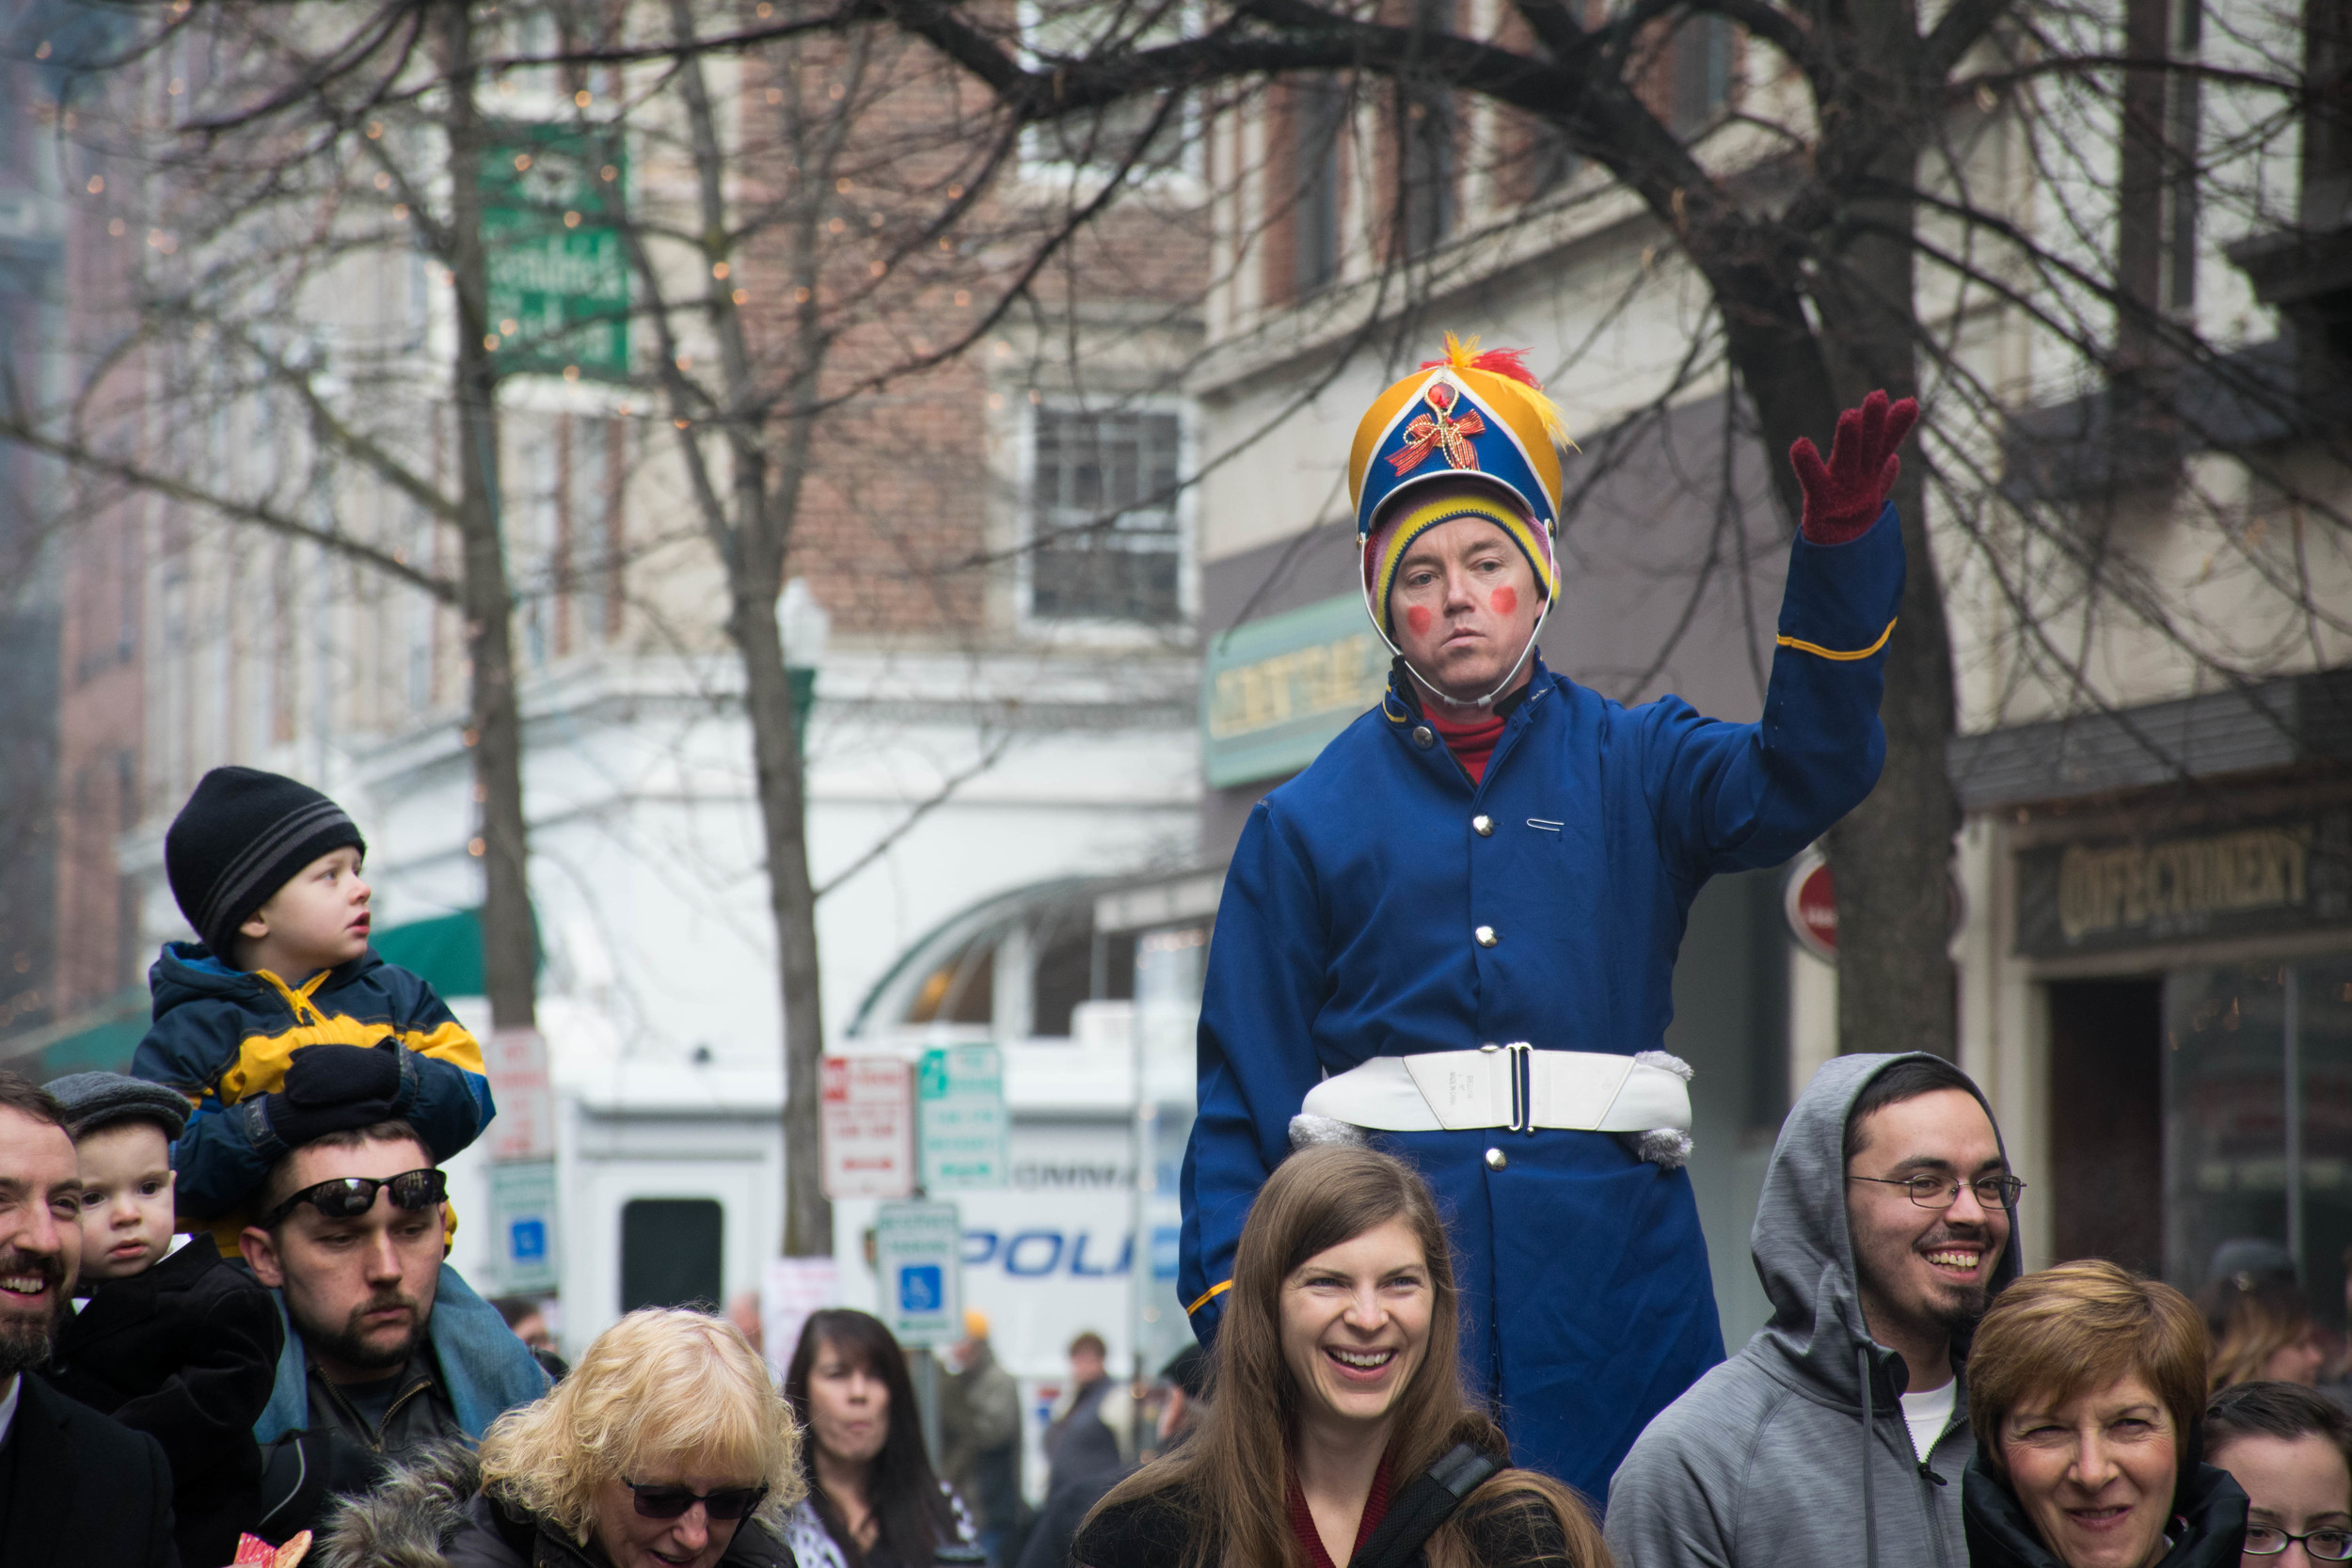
[[488, 1158, 560, 1294], [874, 1199, 961, 1347], [917, 1044, 1008, 1191]]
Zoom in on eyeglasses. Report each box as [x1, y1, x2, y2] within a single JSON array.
[[258, 1168, 447, 1228], [1847, 1173, 2026, 1210], [2244, 1526, 2352, 1560], [624, 1481, 770, 1522]]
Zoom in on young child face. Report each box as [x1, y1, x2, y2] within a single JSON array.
[[74, 1121, 177, 1283], [237, 845, 372, 977]]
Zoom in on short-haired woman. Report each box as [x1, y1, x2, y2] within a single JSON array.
[[1963, 1260, 2248, 1568], [782, 1307, 977, 1568], [1073, 1145, 1609, 1568], [2207, 1382, 2352, 1564], [317, 1307, 800, 1568]]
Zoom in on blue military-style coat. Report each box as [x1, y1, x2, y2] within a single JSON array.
[[1180, 504, 1905, 1504]]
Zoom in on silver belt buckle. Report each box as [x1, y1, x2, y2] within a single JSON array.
[[1507, 1041, 1533, 1133]]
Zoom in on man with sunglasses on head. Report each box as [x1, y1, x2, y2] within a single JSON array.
[[240, 1119, 549, 1538], [1607, 1053, 2024, 1568]]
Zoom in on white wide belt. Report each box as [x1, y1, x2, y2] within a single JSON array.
[[1299, 1045, 1692, 1133]]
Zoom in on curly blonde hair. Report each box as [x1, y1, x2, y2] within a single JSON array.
[[477, 1307, 805, 1542]]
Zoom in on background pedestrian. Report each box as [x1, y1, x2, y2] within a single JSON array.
[[783, 1307, 975, 1568]]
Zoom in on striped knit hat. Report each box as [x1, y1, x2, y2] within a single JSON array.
[[1351, 336, 1572, 645], [166, 768, 366, 957]]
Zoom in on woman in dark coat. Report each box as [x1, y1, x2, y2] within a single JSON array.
[[315, 1307, 798, 1568], [1078, 1146, 1605, 1568], [1963, 1260, 2248, 1568]]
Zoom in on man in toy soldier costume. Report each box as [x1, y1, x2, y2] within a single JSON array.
[[1178, 335, 1918, 1503]]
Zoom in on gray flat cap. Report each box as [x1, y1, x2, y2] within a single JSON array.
[[42, 1071, 190, 1142]]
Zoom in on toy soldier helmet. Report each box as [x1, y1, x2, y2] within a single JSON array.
[[1351, 335, 1573, 649]]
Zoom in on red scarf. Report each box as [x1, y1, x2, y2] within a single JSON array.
[[1423, 705, 1506, 784], [1287, 1455, 1394, 1568]]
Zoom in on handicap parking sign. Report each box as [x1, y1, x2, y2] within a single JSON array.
[[510, 1218, 548, 1263], [898, 1262, 943, 1314], [874, 1200, 961, 1347]]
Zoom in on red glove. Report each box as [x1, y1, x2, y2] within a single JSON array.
[[1788, 388, 1919, 544]]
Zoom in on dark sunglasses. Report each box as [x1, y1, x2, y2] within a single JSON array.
[[625, 1480, 770, 1522], [259, 1168, 447, 1228]]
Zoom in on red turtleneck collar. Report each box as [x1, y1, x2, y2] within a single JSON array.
[[1423, 704, 1506, 784], [1287, 1454, 1394, 1568]]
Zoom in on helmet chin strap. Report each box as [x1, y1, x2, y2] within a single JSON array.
[[1361, 574, 1554, 711]]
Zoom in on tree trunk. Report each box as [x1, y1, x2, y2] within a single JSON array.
[[733, 553, 832, 1257], [1686, 89, 1961, 1062], [441, 3, 537, 1031], [655, 0, 834, 1255], [1808, 52, 1961, 1061]]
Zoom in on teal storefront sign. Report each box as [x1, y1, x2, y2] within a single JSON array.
[[1200, 593, 1388, 787], [483, 123, 629, 378]]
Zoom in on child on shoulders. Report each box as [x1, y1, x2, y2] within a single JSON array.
[[131, 767, 496, 1241]]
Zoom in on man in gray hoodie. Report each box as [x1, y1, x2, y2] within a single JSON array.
[[1605, 1052, 2023, 1568]]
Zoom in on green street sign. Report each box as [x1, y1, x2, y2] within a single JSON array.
[[917, 1044, 1009, 1192], [482, 122, 629, 377]]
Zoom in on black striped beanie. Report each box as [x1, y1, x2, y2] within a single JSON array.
[[166, 767, 367, 957]]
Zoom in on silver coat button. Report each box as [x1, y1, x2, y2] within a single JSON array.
[[1472, 815, 1493, 836], [1486, 1148, 1508, 1171], [1412, 725, 1435, 750], [1474, 925, 1498, 948]]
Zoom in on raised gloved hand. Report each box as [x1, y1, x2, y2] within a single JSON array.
[[1788, 388, 1919, 545], [262, 1042, 402, 1148]]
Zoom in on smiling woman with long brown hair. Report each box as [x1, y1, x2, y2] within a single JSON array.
[[1073, 1146, 1609, 1568]]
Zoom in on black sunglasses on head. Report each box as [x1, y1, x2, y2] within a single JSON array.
[[259, 1168, 447, 1228], [625, 1480, 770, 1521]]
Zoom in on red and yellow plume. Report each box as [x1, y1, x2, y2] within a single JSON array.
[[1418, 332, 1573, 448]]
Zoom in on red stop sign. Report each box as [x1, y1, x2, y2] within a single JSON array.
[[1789, 858, 1838, 958], [1783, 849, 1966, 963]]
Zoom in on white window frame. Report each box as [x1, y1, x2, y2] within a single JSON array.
[[1014, 393, 1199, 641]]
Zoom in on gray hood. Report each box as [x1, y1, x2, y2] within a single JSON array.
[[1750, 1052, 2024, 1411], [1606, 1052, 2023, 1568]]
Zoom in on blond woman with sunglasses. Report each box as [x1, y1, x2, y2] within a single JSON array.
[[316, 1307, 802, 1568]]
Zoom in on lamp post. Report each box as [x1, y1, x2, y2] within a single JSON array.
[[778, 578, 832, 754]]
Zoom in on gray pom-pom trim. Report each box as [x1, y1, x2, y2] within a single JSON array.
[[1289, 1114, 1368, 1150], [1630, 1128, 1693, 1169], [1632, 1049, 1693, 1083]]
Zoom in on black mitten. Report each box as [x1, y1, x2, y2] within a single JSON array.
[[284, 1042, 402, 1105], [262, 1042, 403, 1148]]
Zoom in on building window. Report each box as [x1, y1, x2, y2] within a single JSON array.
[[2118, 0, 2202, 347], [1670, 14, 1735, 134], [1020, 1, 1197, 180], [1026, 405, 1184, 625], [619, 1197, 723, 1312], [1293, 76, 1346, 295], [553, 415, 619, 656], [2165, 958, 2352, 1328], [1394, 0, 1459, 261]]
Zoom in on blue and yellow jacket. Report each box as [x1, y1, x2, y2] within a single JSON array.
[[133, 943, 495, 1225], [1181, 502, 1906, 1503]]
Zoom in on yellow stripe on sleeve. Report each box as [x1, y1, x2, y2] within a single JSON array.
[[1775, 618, 1897, 662], [1186, 1279, 1232, 1315]]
